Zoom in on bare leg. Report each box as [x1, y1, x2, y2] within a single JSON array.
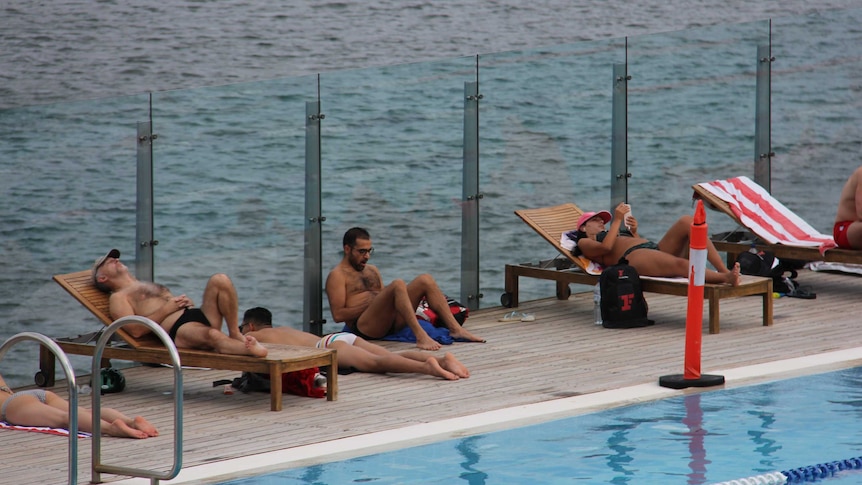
[[336, 339, 462, 380], [175, 324, 268, 357], [405, 274, 485, 343], [657, 215, 729, 272], [200, 273, 242, 340], [100, 407, 159, 437], [358, 339, 470, 378], [392, 350, 470, 378], [356, 279, 441, 351], [627, 251, 740, 286], [702, 262, 740, 285], [5, 391, 150, 439]]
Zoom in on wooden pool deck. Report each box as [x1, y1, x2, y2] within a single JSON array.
[[5, 267, 862, 484]]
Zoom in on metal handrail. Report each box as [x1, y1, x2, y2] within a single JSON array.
[[91, 316, 183, 485], [0, 332, 80, 485]]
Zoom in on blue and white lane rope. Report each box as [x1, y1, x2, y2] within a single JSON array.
[[710, 471, 786, 485], [711, 455, 862, 485]]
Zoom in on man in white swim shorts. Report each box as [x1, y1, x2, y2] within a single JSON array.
[[240, 307, 470, 380], [316, 332, 357, 349]]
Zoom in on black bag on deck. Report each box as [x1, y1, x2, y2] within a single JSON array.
[[735, 249, 775, 277], [735, 250, 815, 298], [599, 258, 654, 328]]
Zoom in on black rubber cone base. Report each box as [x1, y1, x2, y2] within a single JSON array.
[[659, 374, 725, 389]]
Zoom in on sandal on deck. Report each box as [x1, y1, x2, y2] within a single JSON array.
[[499, 311, 536, 322]]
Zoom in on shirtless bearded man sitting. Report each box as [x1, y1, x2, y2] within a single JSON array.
[[92, 249, 267, 357], [325, 227, 485, 351]]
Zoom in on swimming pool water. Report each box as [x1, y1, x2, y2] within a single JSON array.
[[220, 366, 862, 484]]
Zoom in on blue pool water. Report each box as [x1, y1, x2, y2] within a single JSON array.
[[219, 366, 862, 484]]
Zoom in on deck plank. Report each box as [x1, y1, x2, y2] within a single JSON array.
[[3, 268, 862, 484]]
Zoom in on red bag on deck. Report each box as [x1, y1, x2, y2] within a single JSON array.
[[282, 367, 326, 399], [231, 367, 326, 399], [415, 296, 469, 327]]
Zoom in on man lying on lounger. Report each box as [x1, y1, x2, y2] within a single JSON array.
[[92, 249, 268, 357], [573, 203, 741, 285], [325, 227, 485, 351], [240, 307, 469, 380]]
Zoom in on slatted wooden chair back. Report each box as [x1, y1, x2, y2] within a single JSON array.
[[514, 202, 590, 271], [53, 270, 158, 348]]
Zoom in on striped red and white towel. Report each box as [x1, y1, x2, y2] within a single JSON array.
[[0, 420, 91, 438], [696, 176, 834, 248]]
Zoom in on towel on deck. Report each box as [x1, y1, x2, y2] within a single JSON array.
[[807, 261, 862, 275], [696, 176, 834, 249], [342, 319, 470, 345], [0, 421, 91, 438]]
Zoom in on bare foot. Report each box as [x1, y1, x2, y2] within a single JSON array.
[[245, 335, 269, 357], [109, 419, 149, 439], [132, 416, 159, 437], [424, 357, 459, 380], [416, 335, 442, 351], [725, 262, 741, 286], [440, 352, 470, 378], [449, 327, 486, 343]]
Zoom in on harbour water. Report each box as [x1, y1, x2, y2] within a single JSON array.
[[2, 0, 862, 386]]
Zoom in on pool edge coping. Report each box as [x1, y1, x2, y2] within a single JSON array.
[[112, 347, 862, 484]]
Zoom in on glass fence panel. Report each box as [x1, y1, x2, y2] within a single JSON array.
[[319, 58, 476, 329], [771, 8, 862, 235], [627, 21, 770, 240], [0, 94, 150, 384], [151, 78, 318, 332], [479, 40, 627, 305]]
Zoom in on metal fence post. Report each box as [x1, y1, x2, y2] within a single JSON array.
[[460, 80, 482, 310], [754, 42, 774, 191], [611, 63, 630, 210], [304, 99, 326, 335], [136, 112, 156, 282]]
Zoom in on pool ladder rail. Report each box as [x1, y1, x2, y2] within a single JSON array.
[[0, 316, 184, 485]]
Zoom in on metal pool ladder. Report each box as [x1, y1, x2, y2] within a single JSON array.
[[91, 316, 183, 484]]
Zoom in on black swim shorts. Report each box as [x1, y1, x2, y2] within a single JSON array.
[[168, 308, 211, 341]]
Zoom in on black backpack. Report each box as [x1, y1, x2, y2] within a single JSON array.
[[599, 258, 654, 328], [735, 250, 816, 298]]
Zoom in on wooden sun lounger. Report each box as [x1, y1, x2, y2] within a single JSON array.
[[692, 183, 862, 266], [42, 270, 338, 411], [506, 203, 772, 334]]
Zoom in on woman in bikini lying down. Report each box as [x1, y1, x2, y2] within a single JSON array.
[[0, 372, 158, 439], [572, 202, 740, 286]]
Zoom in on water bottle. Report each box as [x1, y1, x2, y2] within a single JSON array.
[[593, 283, 603, 325]]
